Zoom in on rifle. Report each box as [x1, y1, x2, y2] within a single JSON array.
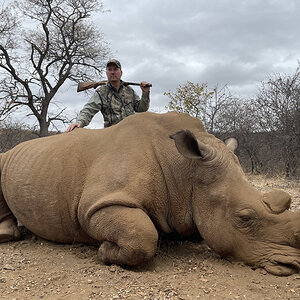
[[77, 80, 152, 92]]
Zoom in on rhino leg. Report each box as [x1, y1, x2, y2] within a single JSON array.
[[82, 205, 158, 266], [0, 191, 21, 243]]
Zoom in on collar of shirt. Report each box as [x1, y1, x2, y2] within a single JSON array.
[[107, 80, 124, 93]]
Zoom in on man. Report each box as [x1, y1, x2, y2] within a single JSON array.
[[66, 59, 151, 131]]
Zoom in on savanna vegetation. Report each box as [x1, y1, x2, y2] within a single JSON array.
[[0, 1, 299, 178], [1, 63, 300, 178], [1, 64, 299, 178], [165, 63, 300, 178]]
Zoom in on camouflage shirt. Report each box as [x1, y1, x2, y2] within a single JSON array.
[[76, 81, 150, 128]]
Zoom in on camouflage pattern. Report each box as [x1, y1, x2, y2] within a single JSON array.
[[106, 59, 122, 69], [76, 81, 150, 128]]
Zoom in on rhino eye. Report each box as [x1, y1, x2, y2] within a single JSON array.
[[239, 215, 252, 222], [235, 209, 257, 229]]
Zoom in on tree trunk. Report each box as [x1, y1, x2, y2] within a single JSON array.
[[39, 119, 49, 137], [247, 150, 255, 174]]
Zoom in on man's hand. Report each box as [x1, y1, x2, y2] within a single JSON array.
[[66, 123, 81, 132], [140, 81, 151, 93]]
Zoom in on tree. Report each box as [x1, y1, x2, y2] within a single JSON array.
[[164, 81, 235, 133], [165, 81, 213, 118], [219, 98, 265, 174], [0, 0, 110, 136], [164, 81, 273, 174], [204, 84, 236, 133], [254, 63, 300, 177]]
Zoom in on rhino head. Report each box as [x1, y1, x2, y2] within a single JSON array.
[[171, 130, 300, 276]]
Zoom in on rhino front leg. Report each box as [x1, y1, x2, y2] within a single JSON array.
[[81, 205, 158, 266]]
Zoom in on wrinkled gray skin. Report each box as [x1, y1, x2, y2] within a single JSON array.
[[0, 112, 300, 276]]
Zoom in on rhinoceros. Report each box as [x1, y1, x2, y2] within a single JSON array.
[[0, 111, 299, 276]]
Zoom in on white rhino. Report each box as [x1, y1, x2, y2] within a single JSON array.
[[0, 112, 299, 276]]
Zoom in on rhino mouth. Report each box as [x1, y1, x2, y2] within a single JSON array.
[[264, 254, 300, 276]]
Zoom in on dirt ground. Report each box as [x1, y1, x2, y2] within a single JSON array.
[[0, 174, 299, 300]]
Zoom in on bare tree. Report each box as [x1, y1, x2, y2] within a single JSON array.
[[255, 63, 300, 177], [205, 84, 236, 133], [0, 0, 110, 136], [218, 97, 265, 173]]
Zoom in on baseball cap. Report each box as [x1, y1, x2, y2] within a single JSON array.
[[106, 59, 122, 69]]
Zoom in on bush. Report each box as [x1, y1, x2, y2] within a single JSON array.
[[0, 120, 37, 152]]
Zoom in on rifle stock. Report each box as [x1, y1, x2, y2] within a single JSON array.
[[77, 81, 107, 92], [77, 81, 152, 92]]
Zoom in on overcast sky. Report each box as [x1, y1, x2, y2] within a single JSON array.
[[58, 0, 300, 129]]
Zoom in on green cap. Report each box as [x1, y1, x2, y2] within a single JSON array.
[[106, 59, 122, 69]]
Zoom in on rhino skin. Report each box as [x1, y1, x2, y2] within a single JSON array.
[[1, 111, 300, 276]]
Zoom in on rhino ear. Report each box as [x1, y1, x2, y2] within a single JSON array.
[[263, 190, 291, 214], [224, 137, 238, 152], [170, 130, 211, 159]]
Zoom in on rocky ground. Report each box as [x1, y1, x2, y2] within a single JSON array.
[[0, 174, 299, 300]]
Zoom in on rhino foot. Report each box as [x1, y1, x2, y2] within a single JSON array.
[[98, 240, 155, 266], [0, 219, 21, 243]]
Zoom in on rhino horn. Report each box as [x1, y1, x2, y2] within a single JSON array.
[[170, 130, 212, 160], [224, 137, 238, 152], [263, 190, 292, 213], [263, 190, 300, 249]]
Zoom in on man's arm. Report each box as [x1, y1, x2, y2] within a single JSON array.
[[134, 91, 150, 112], [134, 81, 151, 112], [76, 91, 102, 127]]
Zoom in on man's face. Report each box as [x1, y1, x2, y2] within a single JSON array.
[[106, 63, 122, 83]]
